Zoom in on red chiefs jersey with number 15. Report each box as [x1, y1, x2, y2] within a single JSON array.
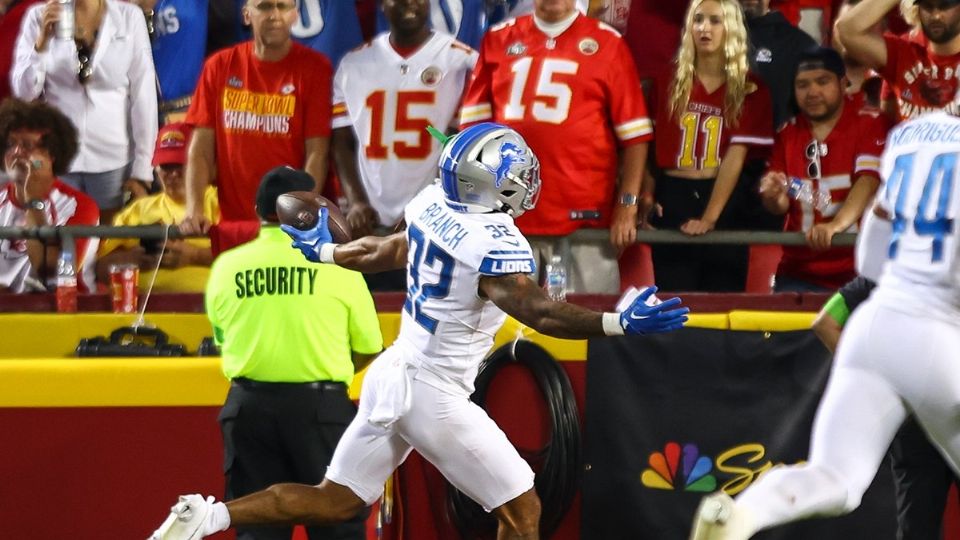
[[460, 14, 652, 236]]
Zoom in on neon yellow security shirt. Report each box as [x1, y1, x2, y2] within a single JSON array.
[[205, 226, 383, 383]]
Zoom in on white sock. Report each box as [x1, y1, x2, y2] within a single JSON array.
[[205, 501, 231, 534], [736, 464, 848, 532]]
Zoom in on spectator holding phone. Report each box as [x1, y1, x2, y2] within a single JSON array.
[[96, 123, 219, 292]]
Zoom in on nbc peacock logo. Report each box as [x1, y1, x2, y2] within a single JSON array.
[[641, 442, 717, 492]]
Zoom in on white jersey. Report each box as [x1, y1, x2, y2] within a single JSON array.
[[332, 32, 478, 226], [870, 111, 960, 314], [0, 184, 99, 293], [395, 183, 535, 394]]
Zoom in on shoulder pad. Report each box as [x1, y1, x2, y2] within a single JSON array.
[[596, 21, 622, 37]]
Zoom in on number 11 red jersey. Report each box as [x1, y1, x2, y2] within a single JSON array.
[[650, 71, 774, 171]]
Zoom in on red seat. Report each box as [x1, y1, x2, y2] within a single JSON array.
[[745, 244, 783, 294], [618, 243, 655, 292]]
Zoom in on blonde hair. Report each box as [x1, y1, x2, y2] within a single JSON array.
[[669, 0, 750, 126], [900, 0, 919, 28]]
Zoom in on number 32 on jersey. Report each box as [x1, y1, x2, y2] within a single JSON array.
[[404, 225, 454, 334]]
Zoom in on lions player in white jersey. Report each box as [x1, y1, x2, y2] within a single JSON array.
[[150, 123, 689, 540], [689, 111, 960, 539]]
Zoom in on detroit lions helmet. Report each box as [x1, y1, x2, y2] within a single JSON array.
[[438, 123, 541, 217]]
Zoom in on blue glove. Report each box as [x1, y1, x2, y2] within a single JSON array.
[[280, 207, 331, 263], [619, 286, 689, 335]]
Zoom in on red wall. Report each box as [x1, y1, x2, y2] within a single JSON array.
[[2, 293, 958, 539], [0, 362, 588, 540]]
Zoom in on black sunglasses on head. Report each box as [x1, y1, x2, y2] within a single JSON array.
[[76, 41, 93, 84], [805, 140, 822, 180]]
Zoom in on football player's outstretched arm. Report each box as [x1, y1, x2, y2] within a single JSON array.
[[330, 232, 408, 273], [283, 208, 407, 272], [856, 203, 893, 282], [479, 274, 689, 339]]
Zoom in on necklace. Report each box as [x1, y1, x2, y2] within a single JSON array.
[[75, 0, 104, 44]]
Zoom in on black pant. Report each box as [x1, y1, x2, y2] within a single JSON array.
[[734, 159, 786, 231], [650, 172, 748, 292], [219, 379, 367, 540], [362, 268, 407, 292], [889, 417, 959, 540]]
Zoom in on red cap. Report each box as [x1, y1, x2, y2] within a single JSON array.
[[152, 123, 192, 166]]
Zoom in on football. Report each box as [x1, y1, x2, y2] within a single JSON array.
[[275, 191, 352, 243]]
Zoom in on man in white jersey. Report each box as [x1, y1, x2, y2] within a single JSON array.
[[689, 111, 960, 539], [332, 0, 478, 238], [150, 123, 689, 540]]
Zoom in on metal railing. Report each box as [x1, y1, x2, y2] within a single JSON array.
[[0, 224, 858, 247], [0, 225, 858, 279]]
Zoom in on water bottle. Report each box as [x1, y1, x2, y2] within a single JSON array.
[[545, 254, 567, 302], [787, 177, 832, 212], [56, 250, 78, 313], [56, 0, 75, 41]]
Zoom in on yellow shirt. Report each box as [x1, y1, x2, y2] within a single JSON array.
[[100, 187, 220, 292], [206, 226, 383, 382]]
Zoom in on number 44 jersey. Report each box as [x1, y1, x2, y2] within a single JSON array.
[[332, 32, 478, 227], [873, 111, 960, 313], [397, 183, 536, 394]]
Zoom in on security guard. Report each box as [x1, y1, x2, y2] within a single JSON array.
[[205, 166, 383, 540]]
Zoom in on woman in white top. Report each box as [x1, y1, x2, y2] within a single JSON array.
[[11, 0, 158, 222]]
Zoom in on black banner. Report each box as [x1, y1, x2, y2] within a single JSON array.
[[581, 328, 896, 540]]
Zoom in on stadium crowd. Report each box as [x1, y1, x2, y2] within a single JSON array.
[[0, 0, 942, 295]]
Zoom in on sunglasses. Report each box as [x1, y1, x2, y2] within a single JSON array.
[[76, 41, 93, 84], [804, 140, 823, 180], [5, 138, 44, 153], [251, 1, 296, 12]]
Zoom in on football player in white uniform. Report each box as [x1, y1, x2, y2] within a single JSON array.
[[150, 123, 689, 540], [689, 111, 960, 539]]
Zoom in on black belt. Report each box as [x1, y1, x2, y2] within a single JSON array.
[[231, 377, 347, 392], [159, 95, 192, 112]]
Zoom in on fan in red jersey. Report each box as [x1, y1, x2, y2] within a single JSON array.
[[758, 46, 888, 292], [0, 99, 99, 294], [838, 0, 960, 120], [460, 0, 653, 294], [644, 0, 774, 292]]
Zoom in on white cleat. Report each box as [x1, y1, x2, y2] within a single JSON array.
[[689, 492, 753, 540], [149, 494, 212, 540]]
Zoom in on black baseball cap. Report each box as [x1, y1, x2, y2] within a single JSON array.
[[914, 0, 960, 6], [255, 165, 315, 221], [795, 46, 846, 80]]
